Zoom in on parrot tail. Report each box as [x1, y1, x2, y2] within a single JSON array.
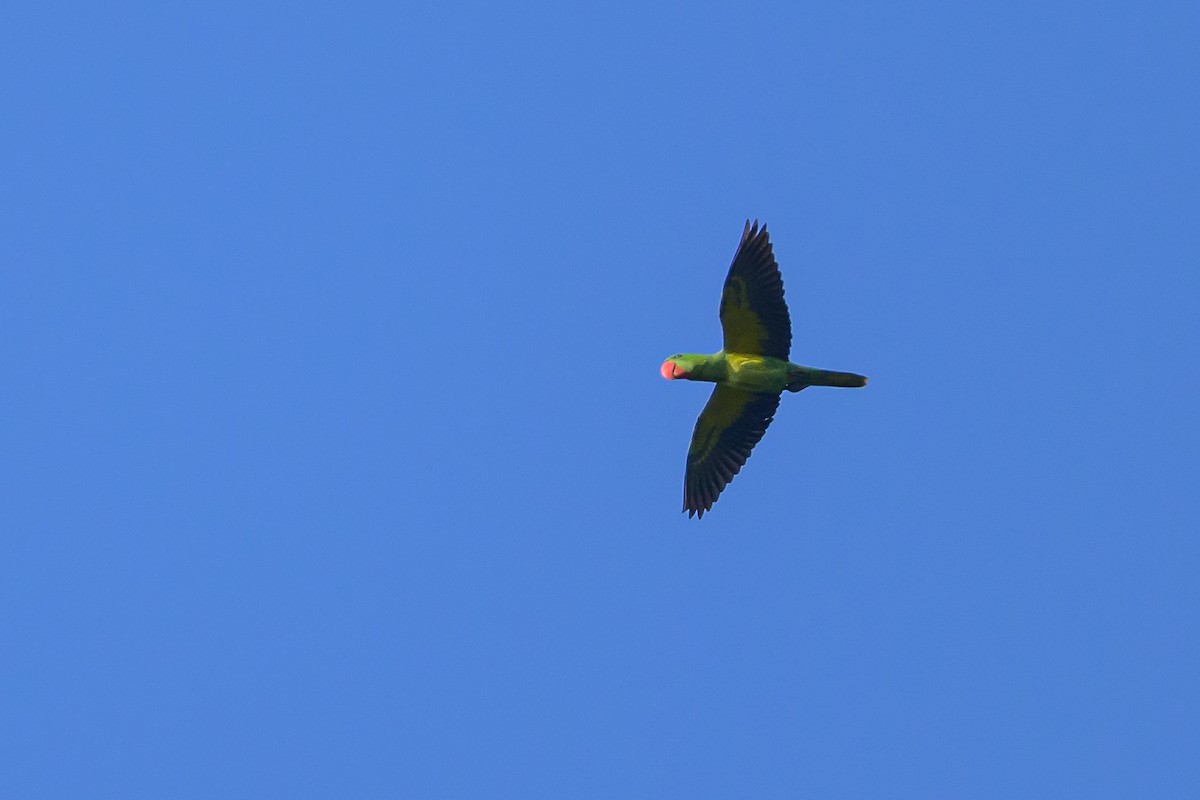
[[786, 367, 868, 392]]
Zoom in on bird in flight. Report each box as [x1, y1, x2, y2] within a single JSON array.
[[661, 221, 867, 518]]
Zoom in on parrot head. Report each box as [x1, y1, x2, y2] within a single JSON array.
[[660, 354, 699, 380]]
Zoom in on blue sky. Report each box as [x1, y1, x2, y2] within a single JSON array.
[[3, 1, 1198, 797]]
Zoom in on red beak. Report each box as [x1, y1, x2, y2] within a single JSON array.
[[661, 361, 688, 380]]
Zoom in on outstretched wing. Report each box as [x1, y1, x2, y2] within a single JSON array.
[[684, 385, 781, 518], [719, 220, 792, 360]]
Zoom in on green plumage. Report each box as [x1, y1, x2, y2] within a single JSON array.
[[661, 221, 867, 518]]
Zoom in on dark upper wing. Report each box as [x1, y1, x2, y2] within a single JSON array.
[[684, 385, 781, 518], [719, 220, 792, 360]]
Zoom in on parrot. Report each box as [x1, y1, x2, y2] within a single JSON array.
[[661, 220, 867, 518]]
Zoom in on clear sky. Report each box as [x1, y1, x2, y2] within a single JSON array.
[[3, 2, 1198, 797]]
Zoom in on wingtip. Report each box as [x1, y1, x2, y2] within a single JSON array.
[[741, 218, 767, 245]]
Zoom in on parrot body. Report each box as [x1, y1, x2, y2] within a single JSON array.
[[661, 352, 866, 394], [661, 221, 867, 518]]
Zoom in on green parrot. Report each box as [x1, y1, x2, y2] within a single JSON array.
[[661, 220, 867, 518]]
